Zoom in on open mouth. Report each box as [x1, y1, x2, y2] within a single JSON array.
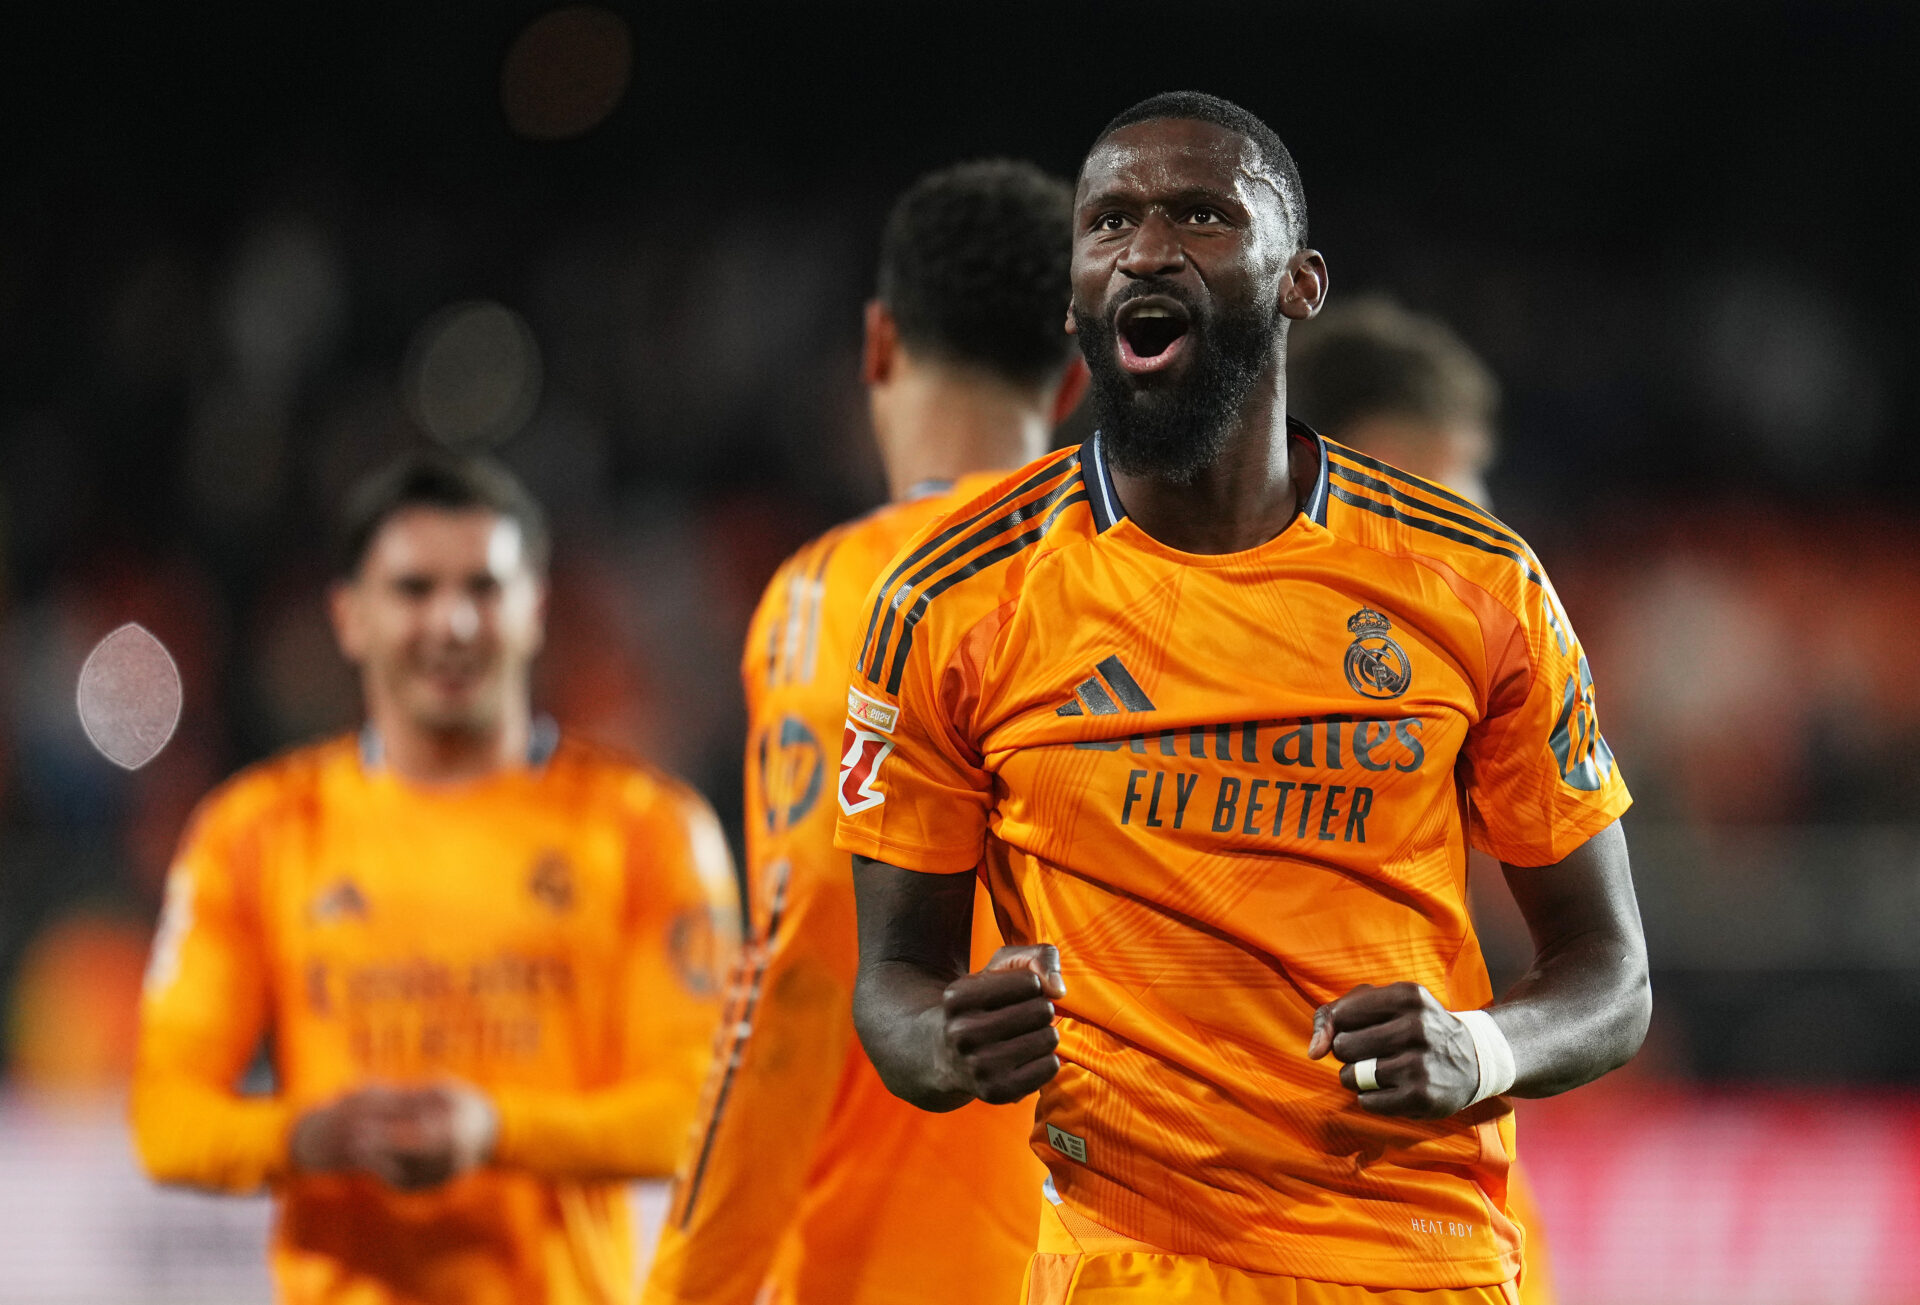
[[1115, 297, 1192, 374]]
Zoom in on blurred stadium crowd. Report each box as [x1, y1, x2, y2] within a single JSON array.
[[0, 4, 1917, 1297]]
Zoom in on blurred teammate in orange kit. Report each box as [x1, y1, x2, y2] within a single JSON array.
[[1290, 297, 1556, 1305], [641, 160, 1086, 1305], [132, 454, 739, 1305]]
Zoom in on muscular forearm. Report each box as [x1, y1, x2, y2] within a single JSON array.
[[851, 959, 973, 1112], [1496, 819, 1650, 1098], [850, 856, 977, 1111], [851, 856, 1063, 1111], [1492, 926, 1650, 1097], [1313, 821, 1648, 1118]]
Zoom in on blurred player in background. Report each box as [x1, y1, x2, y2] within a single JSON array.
[[1289, 296, 1556, 1305], [642, 160, 1085, 1305], [132, 454, 738, 1305], [842, 93, 1649, 1304], [1288, 296, 1498, 509]]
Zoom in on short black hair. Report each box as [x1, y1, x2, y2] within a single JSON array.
[[876, 159, 1076, 387], [1287, 296, 1499, 436], [1094, 91, 1308, 247], [336, 451, 551, 578]]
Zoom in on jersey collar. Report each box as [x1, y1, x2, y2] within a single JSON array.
[[1082, 418, 1331, 533], [901, 478, 956, 502], [358, 714, 560, 773]]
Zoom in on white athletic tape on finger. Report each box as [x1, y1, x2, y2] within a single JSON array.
[[1352, 1057, 1380, 1092], [1453, 1008, 1517, 1107]]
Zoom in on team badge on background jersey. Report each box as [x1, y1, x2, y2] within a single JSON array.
[[528, 851, 575, 912], [1343, 608, 1412, 700], [308, 877, 369, 923]]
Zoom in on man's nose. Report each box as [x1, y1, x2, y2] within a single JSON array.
[[430, 593, 481, 642], [1117, 213, 1186, 279]]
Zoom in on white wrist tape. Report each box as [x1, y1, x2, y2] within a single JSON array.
[[1453, 1008, 1517, 1107]]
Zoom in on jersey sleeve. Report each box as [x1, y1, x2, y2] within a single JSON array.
[[130, 787, 293, 1192], [831, 569, 994, 876], [1462, 562, 1632, 868], [491, 782, 739, 1179]]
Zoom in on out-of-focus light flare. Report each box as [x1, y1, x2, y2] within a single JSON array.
[[403, 300, 543, 447], [74, 624, 183, 771], [500, 5, 633, 142]]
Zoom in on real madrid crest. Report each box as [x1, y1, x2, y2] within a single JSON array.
[[1343, 608, 1412, 700], [528, 850, 575, 912]]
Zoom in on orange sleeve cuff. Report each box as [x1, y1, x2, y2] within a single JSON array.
[[130, 1079, 297, 1193], [832, 825, 981, 877], [1475, 785, 1632, 869], [490, 1080, 695, 1180]]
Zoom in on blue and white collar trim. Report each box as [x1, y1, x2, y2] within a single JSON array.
[[358, 713, 560, 772], [1081, 418, 1331, 531]]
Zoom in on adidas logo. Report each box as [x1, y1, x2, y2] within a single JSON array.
[[1056, 655, 1157, 717]]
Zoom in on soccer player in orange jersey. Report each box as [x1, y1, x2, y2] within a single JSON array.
[[132, 455, 738, 1305], [838, 93, 1650, 1304], [643, 160, 1087, 1305], [1290, 298, 1557, 1305]]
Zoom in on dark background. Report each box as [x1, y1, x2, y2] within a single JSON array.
[[2, 1, 1918, 1094]]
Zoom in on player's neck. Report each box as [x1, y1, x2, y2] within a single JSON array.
[[1107, 376, 1300, 556], [878, 364, 1049, 502], [366, 699, 534, 786]]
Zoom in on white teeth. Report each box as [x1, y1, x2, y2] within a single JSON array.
[[1131, 306, 1175, 318]]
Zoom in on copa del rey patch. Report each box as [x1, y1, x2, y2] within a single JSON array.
[[846, 687, 898, 735]]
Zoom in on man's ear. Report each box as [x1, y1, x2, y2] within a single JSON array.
[[1050, 356, 1091, 428], [328, 579, 365, 664], [1280, 249, 1330, 322], [862, 300, 897, 385], [1063, 303, 1078, 336]]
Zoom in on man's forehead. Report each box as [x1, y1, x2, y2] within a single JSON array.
[[1078, 118, 1266, 202], [366, 507, 524, 575]]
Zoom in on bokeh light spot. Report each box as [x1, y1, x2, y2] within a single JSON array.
[[500, 5, 633, 142], [75, 624, 183, 771], [403, 300, 544, 447]]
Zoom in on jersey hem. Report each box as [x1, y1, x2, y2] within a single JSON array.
[[1052, 1177, 1521, 1289]]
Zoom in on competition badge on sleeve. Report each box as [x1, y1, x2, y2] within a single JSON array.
[[839, 689, 896, 816]]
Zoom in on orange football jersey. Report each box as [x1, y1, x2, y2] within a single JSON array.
[[132, 730, 738, 1305], [643, 478, 1045, 1305], [834, 426, 1629, 1289]]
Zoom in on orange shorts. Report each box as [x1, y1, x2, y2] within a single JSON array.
[[1021, 1196, 1520, 1305]]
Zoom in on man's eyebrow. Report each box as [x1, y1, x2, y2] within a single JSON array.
[[1077, 185, 1136, 213], [1079, 184, 1247, 214]]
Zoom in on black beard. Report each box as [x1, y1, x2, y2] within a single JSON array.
[[1075, 287, 1280, 485]]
